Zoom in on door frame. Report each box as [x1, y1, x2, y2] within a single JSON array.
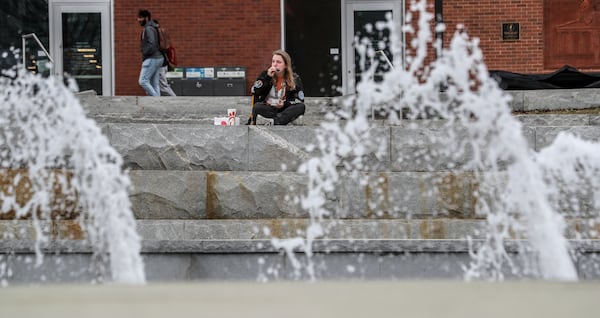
[[49, 0, 113, 96], [341, 0, 404, 95]]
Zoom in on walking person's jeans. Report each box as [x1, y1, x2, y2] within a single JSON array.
[[139, 57, 164, 96], [159, 65, 177, 96]]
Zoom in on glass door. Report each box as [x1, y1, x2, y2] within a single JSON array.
[[342, 0, 402, 95], [50, 1, 112, 95]]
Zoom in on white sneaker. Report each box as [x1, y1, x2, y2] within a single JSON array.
[[290, 115, 304, 126], [255, 114, 274, 125]]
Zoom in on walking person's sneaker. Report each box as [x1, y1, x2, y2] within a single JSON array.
[[256, 114, 274, 125]]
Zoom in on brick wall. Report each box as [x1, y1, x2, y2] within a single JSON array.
[[442, 0, 546, 73], [114, 0, 600, 96], [114, 0, 280, 95]]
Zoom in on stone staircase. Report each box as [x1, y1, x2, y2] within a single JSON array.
[[2, 89, 600, 283]]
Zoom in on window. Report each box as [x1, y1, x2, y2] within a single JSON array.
[[0, 0, 49, 73]]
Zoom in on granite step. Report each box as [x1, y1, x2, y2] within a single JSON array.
[[2, 218, 598, 242], [2, 217, 600, 283], [76, 90, 600, 125], [101, 123, 600, 173], [125, 170, 599, 220]]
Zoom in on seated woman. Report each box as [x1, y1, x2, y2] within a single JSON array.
[[251, 50, 305, 125]]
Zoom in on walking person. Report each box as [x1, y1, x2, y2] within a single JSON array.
[[137, 9, 163, 96], [154, 19, 177, 96], [159, 65, 176, 96], [251, 49, 305, 125]]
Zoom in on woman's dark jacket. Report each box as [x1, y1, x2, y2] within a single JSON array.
[[251, 70, 305, 107]]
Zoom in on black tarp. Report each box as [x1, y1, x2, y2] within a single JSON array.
[[490, 65, 600, 90]]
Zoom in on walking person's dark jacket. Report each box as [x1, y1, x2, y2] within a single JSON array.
[[141, 20, 162, 61]]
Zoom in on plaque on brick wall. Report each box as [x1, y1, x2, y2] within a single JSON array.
[[545, 0, 600, 69], [502, 23, 520, 41]]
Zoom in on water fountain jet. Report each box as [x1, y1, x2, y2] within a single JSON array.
[[270, 0, 600, 281], [0, 63, 145, 285]]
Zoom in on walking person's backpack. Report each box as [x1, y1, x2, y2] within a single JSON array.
[[165, 45, 177, 68], [156, 26, 170, 52], [155, 24, 177, 69]]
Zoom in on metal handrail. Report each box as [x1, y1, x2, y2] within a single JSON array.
[[21, 33, 53, 66], [375, 50, 394, 69], [371, 50, 395, 119]]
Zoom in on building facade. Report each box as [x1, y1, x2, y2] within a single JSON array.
[[1, 0, 599, 96]]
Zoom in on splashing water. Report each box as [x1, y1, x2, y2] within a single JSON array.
[[0, 63, 145, 285], [272, 0, 600, 281]]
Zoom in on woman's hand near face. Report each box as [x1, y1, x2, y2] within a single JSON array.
[[269, 53, 286, 77]]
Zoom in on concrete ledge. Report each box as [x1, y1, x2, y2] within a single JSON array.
[[134, 219, 488, 240], [2, 238, 600, 254], [519, 89, 600, 111], [2, 238, 599, 282], [2, 218, 598, 241], [79, 96, 334, 124], [78, 92, 600, 124]]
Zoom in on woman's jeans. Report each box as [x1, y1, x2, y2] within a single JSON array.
[[252, 101, 305, 125], [139, 57, 164, 96]]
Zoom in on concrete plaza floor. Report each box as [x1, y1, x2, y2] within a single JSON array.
[[1, 280, 598, 317]]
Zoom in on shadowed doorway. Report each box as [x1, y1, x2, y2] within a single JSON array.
[[285, 0, 342, 97]]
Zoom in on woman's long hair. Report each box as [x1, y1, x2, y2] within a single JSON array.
[[273, 49, 296, 90]]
